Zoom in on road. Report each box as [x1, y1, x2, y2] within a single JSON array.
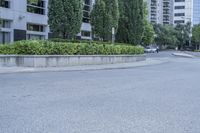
[[1, 51, 200, 133]]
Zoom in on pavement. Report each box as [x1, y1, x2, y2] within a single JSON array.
[[1, 51, 200, 133]]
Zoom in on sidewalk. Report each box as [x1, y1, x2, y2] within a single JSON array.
[[0, 58, 169, 74]]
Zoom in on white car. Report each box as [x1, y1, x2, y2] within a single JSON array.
[[144, 46, 157, 53]]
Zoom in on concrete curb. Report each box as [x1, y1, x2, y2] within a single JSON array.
[[172, 53, 194, 58], [0, 58, 169, 74], [0, 55, 145, 67]]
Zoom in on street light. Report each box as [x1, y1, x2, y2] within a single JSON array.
[[181, 30, 184, 50]]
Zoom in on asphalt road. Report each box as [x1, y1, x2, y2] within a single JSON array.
[[1, 52, 200, 133]]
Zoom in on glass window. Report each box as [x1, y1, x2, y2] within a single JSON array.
[[0, 20, 11, 28], [81, 31, 91, 37], [27, 0, 45, 15], [0, 0, 10, 8], [0, 32, 11, 44], [27, 23, 44, 32], [26, 34, 45, 40]]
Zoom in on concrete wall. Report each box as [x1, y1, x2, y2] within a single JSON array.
[[0, 55, 146, 68], [0, 0, 49, 43]]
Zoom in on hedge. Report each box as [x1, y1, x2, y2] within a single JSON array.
[[0, 40, 144, 55]]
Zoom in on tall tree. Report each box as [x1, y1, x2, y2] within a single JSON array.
[[154, 24, 177, 49], [175, 22, 192, 50], [192, 24, 200, 50], [141, 2, 155, 46], [48, 0, 83, 39], [91, 0, 106, 40], [116, 0, 145, 45], [91, 0, 119, 41]]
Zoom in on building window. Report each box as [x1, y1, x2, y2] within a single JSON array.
[[175, 0, 185, 2], [0, 32, 11, 44], [81, 31, 91, 37], [27, 23, 44, 32], [174, 13, 185, 17], [27, 0, 45, 15], [0, 20, 11, 28], [175, 6, 185, 9], [0, 0, 10, 8], [174, 20, 185, 24], [26, 34, 45, 40]]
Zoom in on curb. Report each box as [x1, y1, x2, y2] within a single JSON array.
[[0, 58, 169, 74], [172, 53, 194, 58]]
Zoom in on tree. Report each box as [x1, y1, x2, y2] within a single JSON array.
[[141, 2, 155, 46], [192, 24, 200, 50], [154, 24, 177, 49], [116, 0, 144, 45], [48, 0, 83, 39], [91, 0, 106, 40], [175, 22, 192, 50], [91, 0, 119, 41], [142, 22, 155, 46]]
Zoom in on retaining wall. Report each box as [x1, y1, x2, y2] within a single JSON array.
[[0, 55, 146, 67]]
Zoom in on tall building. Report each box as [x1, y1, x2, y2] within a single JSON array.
[[147, 0, 173, 25], [0, 0, 49, 44], [147, 0, 200, 26], [193, 0, 200, 25], [173, 0, 193, 25]]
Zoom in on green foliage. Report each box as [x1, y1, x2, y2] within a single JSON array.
[[49, 38, 135, 46], [116, 0, 145, 45], [175, 22, 192, 49], [48, 0, 83, 39], [141, 2, 155, 46], [154, 24, 177, 48], [192, 24, 200, 50], [91, 0, 119, 41], [0, 40, 144, 55]]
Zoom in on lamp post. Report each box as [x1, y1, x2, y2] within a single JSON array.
[[181, 30, 184, 50]]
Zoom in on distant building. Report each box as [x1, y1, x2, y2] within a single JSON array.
[[147, 0, 200, 26], [0, 0, 49, 44], [193, 0, 200, 25], [147, 0, 173, 25], [77, 0, 94, 40], [173, 0, 193, 25]]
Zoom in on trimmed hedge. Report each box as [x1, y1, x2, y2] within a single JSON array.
[[0, 40, 144, 55]]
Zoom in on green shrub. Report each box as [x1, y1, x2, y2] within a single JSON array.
[[0, 40, 144, 55]]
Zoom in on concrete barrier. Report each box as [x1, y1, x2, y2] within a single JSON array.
[[0, 55, 146, 68]]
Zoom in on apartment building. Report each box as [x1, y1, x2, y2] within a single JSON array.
[[173, 0, 193, 25], [77, 0, 94, 40], [148, 0, 200, 26], [147, 0, 173, 25], [0, 0, 49, 44]]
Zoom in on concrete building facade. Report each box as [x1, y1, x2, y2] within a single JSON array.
[[147, 0, 200, 26], [0, 0, 49, 44], [77, 0, 94, 40], [173, 0, 193, 25], [147, 0, 173, 25], [0, 0, 94, 44]]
